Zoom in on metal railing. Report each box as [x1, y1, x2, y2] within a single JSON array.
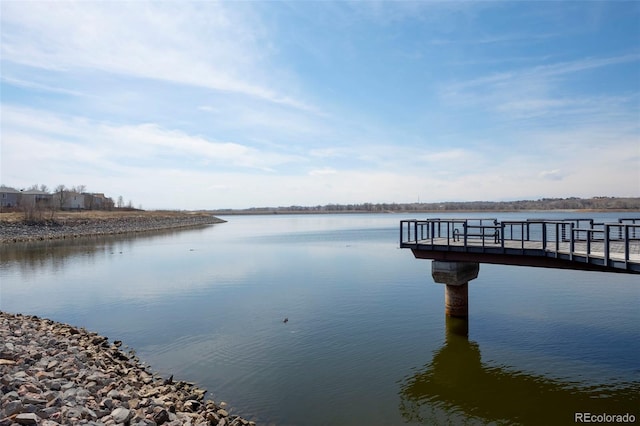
[[400, 218, 640, 270]]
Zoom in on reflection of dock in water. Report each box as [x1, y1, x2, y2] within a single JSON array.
[[398, 317, 639, 425]]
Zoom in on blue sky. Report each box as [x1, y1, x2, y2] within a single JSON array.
[[1, 1, 639, 209]]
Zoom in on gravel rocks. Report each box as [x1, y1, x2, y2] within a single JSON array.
[[0, 312, 254, 426], [0, 215, 225, 244]]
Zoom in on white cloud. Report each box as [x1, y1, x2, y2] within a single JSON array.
[[439, 54, 640, 117], [2, 103, 637, 209], [310, 148, 348, 158], [308, 168, 338, 176], [420, 148, 474, 163], [538, 169, 565, 181], [1, 105, 303, 181], [0, 1, 312, 111], [0, 76, 85, 97]]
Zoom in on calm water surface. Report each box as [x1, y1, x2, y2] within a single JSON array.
[[1, 212, 638, 425]]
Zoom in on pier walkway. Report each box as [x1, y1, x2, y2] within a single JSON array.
[[400, 218, 640, 274]]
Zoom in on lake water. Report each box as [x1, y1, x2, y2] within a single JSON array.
[[1, 212, 638, 425]]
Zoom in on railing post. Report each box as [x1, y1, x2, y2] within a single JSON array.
[[542, 223, 547, 251], [463, 221, 468, 247], [413, 221, 418, 244], [625, 225, 630, 264], [604, 224, 610, 267], [431, 221, 435, 245], [501, 223, 505, 252], [569, 223, 574, 261]]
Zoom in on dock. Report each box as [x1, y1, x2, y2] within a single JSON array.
[[400, 218, 640, 274]]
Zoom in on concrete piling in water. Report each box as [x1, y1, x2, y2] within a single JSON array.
[[431, 261, 479, 318]]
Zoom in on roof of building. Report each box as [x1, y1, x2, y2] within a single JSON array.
[[0, 187, 21, 194], [20, 190, 52, 195]]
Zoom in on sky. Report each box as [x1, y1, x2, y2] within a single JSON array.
[[1, 1, 639, 210]]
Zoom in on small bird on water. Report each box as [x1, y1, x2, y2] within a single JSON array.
[[283, 317, 288, 323]]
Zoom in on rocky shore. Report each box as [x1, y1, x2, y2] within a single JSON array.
[[0, 213, 226, 244], [0, 312, 253, 426]]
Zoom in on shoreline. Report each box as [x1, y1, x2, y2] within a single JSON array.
[[0, 212, 226, 244], [210, 208, 640, 216], [0, 311, 254, 426]]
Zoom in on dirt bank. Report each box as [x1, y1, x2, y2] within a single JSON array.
[[0, 211, 226, 244]]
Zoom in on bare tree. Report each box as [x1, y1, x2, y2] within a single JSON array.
[[22, 185, 47, 222], [86, 195, 95, 210], [54, 185, 69, 210], [117, 196, 124, 208]]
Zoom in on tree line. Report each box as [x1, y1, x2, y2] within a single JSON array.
[[213, 197, 640, 214]]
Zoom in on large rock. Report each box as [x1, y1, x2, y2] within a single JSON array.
[[111, 407, 132, 423], [153, 408, 170, 425], [15, 413, 40, 425]]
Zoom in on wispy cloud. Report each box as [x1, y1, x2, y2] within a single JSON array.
[[1, 106, 304, 176], [538, 169, 565, 181], [0, 1, 313, 111], [442, 53, 640, 99], [439, 53, 640, 131], [0, 76, 85, 97], [308, 168, 338, 176]]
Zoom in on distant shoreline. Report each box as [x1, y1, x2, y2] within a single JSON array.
[[210, 208, 640, 216], [208, 197, 640, 215]]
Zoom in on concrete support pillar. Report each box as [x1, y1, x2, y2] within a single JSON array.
[[445, 283, 469, 318], [431, 261, 479, 318]]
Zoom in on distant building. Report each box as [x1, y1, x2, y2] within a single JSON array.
[[20, 189, 53, 209], [0, 187, 20, 209], [1, 186, 116, 212], [82, 193, 114, 210], [59, 191, 86, 210]]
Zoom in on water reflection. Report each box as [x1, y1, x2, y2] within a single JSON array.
[[0, 226, 212, 276], [399, 317, 639, 425]]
